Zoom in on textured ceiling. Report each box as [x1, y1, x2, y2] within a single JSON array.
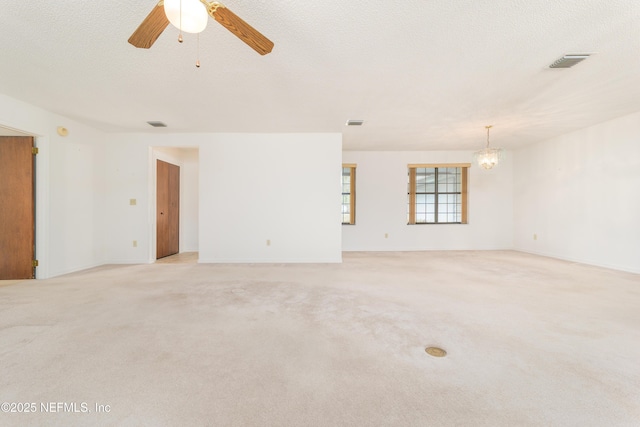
[[0, 0, 638, 150]]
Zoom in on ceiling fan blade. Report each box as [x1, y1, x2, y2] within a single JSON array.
[[210, 5, 274, 55], [128, 2, 170, 49]]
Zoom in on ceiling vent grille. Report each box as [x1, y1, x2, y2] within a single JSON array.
[[346, 119, 364, 126], [549, 54, 590, 68], [147, 121, 167, 127]]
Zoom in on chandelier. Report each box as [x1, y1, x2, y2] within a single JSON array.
[[473, 125, 505, 170]]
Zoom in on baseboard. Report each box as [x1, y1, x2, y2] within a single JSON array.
[[104, 258, 152, 265], [198, 257, 342, 264], [514, 248, 640, 275], [47, 261, 107, 279], [341, 247, 512, 252]]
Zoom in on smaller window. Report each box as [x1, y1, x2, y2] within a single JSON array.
[[342, 164, 356, 224]]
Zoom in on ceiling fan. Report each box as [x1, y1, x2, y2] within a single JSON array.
[[128, 0, 274, 55]]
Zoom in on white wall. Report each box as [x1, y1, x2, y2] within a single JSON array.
[[342, 151, 513, 251], [103, 133, 343, 264], [102, 141, 150, 263], [199, 134, 343, 263], [49, 140, 104, 275], [179, 149, 199, 252], [513, 111, 640, 273], [0, 93, 105, 278]]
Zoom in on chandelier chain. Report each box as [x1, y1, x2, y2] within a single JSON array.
[[486, 125, 492, 148], [474, 125, 503, 170]]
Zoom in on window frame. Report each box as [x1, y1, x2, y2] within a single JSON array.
[[407, 163, 469, 225], [342, 164, 356, 225]]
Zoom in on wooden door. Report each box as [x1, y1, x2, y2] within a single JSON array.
[[156, 160, 180, 259], [0, 136, 35, 279]]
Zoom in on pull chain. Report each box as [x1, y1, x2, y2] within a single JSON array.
[[178, 0, 184, 43], [196, 33, 201, 68]]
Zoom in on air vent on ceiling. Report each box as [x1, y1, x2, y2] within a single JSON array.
[[549, 54, 590, 69], [147, 121, 167, 127], [346, 119, 364, 126]]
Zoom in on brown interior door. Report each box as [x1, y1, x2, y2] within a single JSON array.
[[156, 160, 180, 259], [0, 136, 35, 279]]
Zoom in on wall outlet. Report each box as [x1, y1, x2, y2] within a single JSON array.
[[133, 240, 137, 247], [533, 234, 537, 241], [129, 198, 137, 206], [266, 239, 271, 246], [384, 233, 389, 239]]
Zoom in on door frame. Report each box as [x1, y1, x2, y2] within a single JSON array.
[[0, 125, 49, 279], [32, 134, 49, 279], [149, 148, 184, 263]]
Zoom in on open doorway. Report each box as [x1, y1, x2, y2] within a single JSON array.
[[151, 147, 199, 263]]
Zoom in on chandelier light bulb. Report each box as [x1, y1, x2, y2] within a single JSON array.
[[473, 125, 505, 169], [164, 0, 209, 34]]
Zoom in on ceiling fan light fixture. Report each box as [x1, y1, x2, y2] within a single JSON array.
[[164, 0, 209, 34], [129, 1, 274, 54]]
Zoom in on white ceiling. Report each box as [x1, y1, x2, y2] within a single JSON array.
[[0, 0, 638, 150]]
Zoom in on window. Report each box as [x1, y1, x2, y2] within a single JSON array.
[[408, 164, 469, 224], [342, 164, 356, 224]]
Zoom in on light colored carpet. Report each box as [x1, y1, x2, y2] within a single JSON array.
[[0, 251, 639, 426]]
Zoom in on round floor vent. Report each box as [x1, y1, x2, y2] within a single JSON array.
[[425, 347, 447, 357]]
